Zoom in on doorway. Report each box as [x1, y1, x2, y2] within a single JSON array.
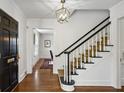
[[34, 28, 54, 70], [119, 17, 124, 86]]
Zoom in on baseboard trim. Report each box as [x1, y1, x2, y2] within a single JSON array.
[[11, 83, 19, 92], [19, 72, 27, 83], [74, 80, 111, 86]]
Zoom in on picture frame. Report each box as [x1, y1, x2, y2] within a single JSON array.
[[44, 40, 51, 48]]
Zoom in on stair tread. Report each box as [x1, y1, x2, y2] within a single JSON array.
[[91, 56, 102, 58], [98, 50, 110, 52], [76, 67, 86, 70], [105, 45, 114, 46], [58, 69, 64, 77], [83, 62, 94, 64]]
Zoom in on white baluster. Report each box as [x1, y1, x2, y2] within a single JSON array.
[[92, 38, 93, 57], [76, 49, 78, 68], [86, 41, 89, 62], [80, 46, 83, 68], [98, 32, 101, 51], [87, 40, 90, 62], [98, 33, 100, 51], [84, 43, 86, 63], [82, 48, 85, 68], [78, 46, 81, 68], [105, 26, 110, 45], [93, 36, 96, 57], [108, 25, 111, 45], [101, 31, 103, 51], [72, 52, 75, 74], [64, 54, 67, 83], [69, 53, 71, 83], [95, 35, 98, 56], [89, 40, 92, 62], [103, 29, 106, 50]]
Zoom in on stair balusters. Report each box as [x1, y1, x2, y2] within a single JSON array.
[[72, 52, 74, 74], [80, 46, 83, 68], [93, 37, 97, 57], [105, 26, 111, 46], [69, 54, 71, 83], [97, 33, 100, 51], [82, 52, 85, 63], [88, 40, 92, 63], [83, 44, 86, 63], [106, 25, 111, 45], [78, 48, 81, 68], [76, 50, 78, 68], [104, 29, 107, 50], [64, 54, 67, 83], [101, 31, 104, 51], [85, 42, 89, 63], [57, 19, 111, 86]]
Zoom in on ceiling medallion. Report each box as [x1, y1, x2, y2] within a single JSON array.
[[55, 0, 70, 24]]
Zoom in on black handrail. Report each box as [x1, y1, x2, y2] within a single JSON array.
[[56, 16, 110, 57], [68, 22, 111, 53]]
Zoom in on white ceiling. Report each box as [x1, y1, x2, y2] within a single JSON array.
[[14, 0, 122, 18]]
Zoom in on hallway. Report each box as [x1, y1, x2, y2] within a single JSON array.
[[14, 59, 62, 92], [13, 59, 124, 92]]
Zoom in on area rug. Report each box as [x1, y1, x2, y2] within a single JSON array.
[[40, 60, 53, 69]]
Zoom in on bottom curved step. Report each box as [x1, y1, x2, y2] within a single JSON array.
[[58, 69, 75, 91]]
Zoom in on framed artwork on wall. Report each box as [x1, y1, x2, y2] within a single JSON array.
[[44, 40, 51, 48]]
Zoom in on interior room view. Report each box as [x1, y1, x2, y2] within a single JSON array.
[[0, 0, 124, 92]]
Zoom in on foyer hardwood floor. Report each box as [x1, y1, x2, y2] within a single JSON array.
[[14, 59, 124, 92]]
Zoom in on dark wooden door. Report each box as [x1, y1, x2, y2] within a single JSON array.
[[9, 32, 18, 87], [0, 9, 18, 91], [0, 29, 10, 91], [0, 30, 3, 92]]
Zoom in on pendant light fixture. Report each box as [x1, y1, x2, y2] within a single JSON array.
[[55, 0, 70, 24]]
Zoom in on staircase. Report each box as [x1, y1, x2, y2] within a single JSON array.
[[56, 17, 113, 91]]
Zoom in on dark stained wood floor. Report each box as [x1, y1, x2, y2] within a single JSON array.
[[14, 59, 124, 92]]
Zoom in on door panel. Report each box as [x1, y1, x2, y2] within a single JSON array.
[[9, 61, 18, 85], [9, 32, 18, 86], [10, 32, 17, 56], [0, 30, 10, 91], [2, 30, 9, 58], [0, 9, 18, 92], [1, 67, 10, 91], [0, 31, 3, 91]]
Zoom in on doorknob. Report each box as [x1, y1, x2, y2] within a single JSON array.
[[17, 54, 20, 60]]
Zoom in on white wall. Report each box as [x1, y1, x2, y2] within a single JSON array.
[[0, 0, 27, 82], [110, 0, 124, 88], [27, 10, 109, 77], [119, 18, 124, 86], [32, 30, 40, 66], [72, 49, 112, 86], [39, 33, 54, 59]]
